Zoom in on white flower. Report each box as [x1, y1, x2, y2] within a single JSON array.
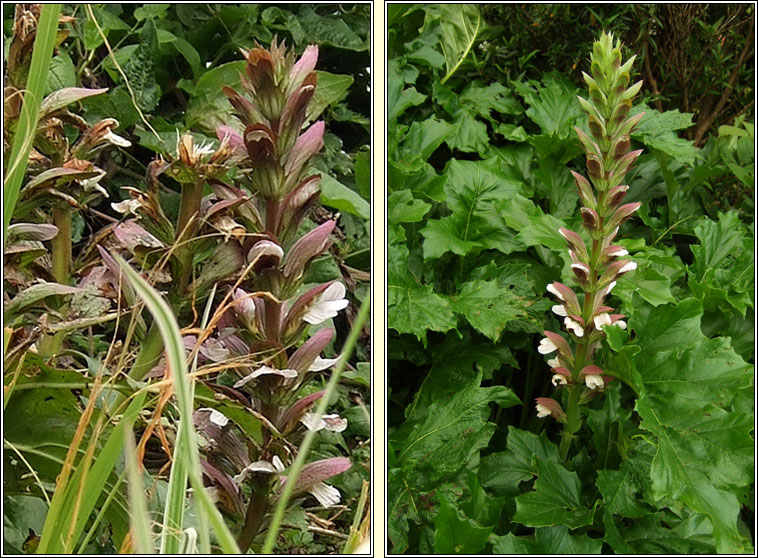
[[536, 403, 552, 418], [614, 248, 629, 257], [233, 365, 298, 388], [615, 319, 627, 330], [233, 460, 279, 483], [606, 280, 617, 294], [619, 260, 637, 274], [546, 283, 564, 300], [551, 374, 568, 386], [308, 356, 340, 372], [593, 313, 612, 329], [104, 130, 132, 148], [111, 199, 142, 215], [546, 357, 560, 368], [551, 304, 568, 317], [538, 337, 558, 354], [585, 374, 604, 390], [300, 412, 348, 432], [209, 409, 229, 427], [564, 317, 584, 337], [302, 282, 349, 324], [308, 482, 341, 507]]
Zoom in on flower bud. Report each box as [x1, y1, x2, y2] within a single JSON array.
[[606, 202, 641, 230], [558, 228, 589, 262], [580, 207, 601, 232], [282, 219, 336, 280], [605, 185, 629, 209], [570, 170, 597, 209], [287, 328, 335, 375]]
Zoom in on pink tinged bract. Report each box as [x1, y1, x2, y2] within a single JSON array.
[[285, 457, 352, 494], [288, 328, 335, 374], [534, 397, 566, 420], [289, 45, 318, 91], [282, 219, 335, 279], [284, 121, 325, 179]]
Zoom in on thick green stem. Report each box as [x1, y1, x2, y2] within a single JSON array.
[[175, 180, 204, 294], [128, 321, 165, 381], [51, 203, 72, 285], [559, 385, 582, 461], [237, 480, 270, 553]]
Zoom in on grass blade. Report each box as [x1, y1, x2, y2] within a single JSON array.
[[3, 4, 61, 241], [114, 255, 240, 554], [125, 429, 155, 554]]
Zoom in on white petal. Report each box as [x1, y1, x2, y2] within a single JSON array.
[[300, 412, 325, 431], [614, 248, 629, 257], [546, 357, 560, 368], [104, 130, 132, 147], [616, 319, 627, 330], [536, 403, 551, 418], [607, 281, 617, 294], [551, 304, 568, 317], [538, 337, 558, 354], [302, 297, 349, 325], [593, 313, 612, 329], [322, 414, 348, 432], [209, 409, 229, 427], [308, 482, 341, 507], [619, 261, 637, 274], [111, 199, 141, 214], [551, 374, 568, 386], [564, 317, 584, 337], [585, 374, 604, 390], [234, 365, 298, 388], [233, 460, 278, 483], [308, 356, 340, 372], [272, 455, 285, 471], [546, 284, 564, 300]]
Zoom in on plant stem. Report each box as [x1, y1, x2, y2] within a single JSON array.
[[559, 384, 582, 462], [175, 180, 204, 294], [128, 322, 165, 381], [237, 481, 271, 552], [51, 203, 72, 284]]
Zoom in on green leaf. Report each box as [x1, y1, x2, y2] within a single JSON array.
[[631, 105, 701, 164], [448, 279, 531, 342], [387, 241, 456, 342], [459, 471, 505, 528], [479, 427, 560, 497], [628, 299, 754, 553], [615, 266, 676, 307], [306, 71, 354, 123], [185, 61, 246, 131], [3, 495, 48, 554], [388, 190, 431, 223], [388, 61, 426, 122], [433, 493, 492, 554], [513, 457, 595, 529], [420, 158, 523, 259], [690, 211, 745, 279], [537, 525, 603, 554], [396, 117, 453, 163], [46, 50, 77, 95], [514, 75, 583, 138], [319, 174, 370, 219], [430, 4, 482, 83], [392, 372, 519, 489]]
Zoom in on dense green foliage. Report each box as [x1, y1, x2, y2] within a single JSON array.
[[388, 4, 753, 555]]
